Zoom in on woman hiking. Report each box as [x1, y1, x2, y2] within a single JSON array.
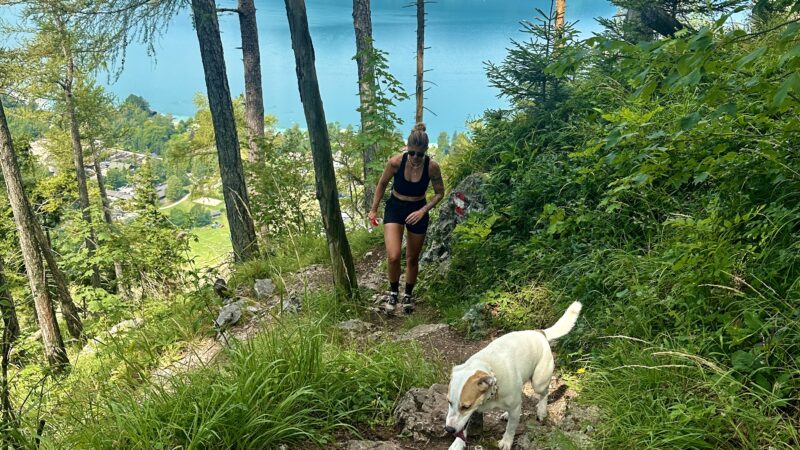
[[368, 123, 445, 314]]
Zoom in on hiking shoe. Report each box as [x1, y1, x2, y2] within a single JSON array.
[[385, 291, 399, 314], [402, 294, 415, 314]]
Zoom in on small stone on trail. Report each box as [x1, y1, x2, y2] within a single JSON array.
[[253, 278, 276, 299], [337, 319, 376, 334], [346, 441, 402, 450], [395, 323, 449, 342]]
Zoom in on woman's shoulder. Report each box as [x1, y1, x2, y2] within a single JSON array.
[[388, 152, 405, 167]]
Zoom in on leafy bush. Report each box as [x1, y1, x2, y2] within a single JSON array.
[[431, 6, 800, 448]]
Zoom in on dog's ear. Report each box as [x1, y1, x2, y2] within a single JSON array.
[[477, 375, 496, 392]]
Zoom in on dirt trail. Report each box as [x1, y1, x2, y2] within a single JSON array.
[[152, 246, 597, 449]]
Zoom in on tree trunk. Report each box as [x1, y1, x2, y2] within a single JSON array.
[[32, 211, 83, 340], [415, 0, 424, 124], [284, 0, 358, 298], [237, 0, 265, 163], [0, 98, 69, 369], [555, 0, 565, 30], [192, 0, 259, 262], [90, 141, 127, 297], [640, 4, 686, 37], [352, 0, 378, 223], [0, 256, 20, 430], [0, 257, 19, 349], [59, 24, 101, 289]]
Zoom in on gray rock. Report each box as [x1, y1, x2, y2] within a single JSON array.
[[421, 173, 489, 265], [346, 441, 402, 450], [253, 278, 275, 299], [215, 300, 245, 330], [393, 384, 449, 441], [337, 319, 376, 334], [395, 323, 448, 342], [108, 318, 143, 335], [462, 302, 490, 338], [281, 295, 301, 314], [81, 318, 144, 356]]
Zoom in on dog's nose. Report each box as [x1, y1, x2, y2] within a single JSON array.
[[444, 426, 456, 434]]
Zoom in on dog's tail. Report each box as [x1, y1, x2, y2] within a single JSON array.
[[542, 301, 582, 341]]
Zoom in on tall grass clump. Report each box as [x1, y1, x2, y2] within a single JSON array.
[[56, 318, 438, 449], [582, 341, 800, 449]]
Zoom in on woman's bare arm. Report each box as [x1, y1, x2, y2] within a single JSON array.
[[422, 161, 445, 213], [370, 156, 400, 214]]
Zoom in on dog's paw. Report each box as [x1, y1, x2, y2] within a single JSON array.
[[500, 411, 509, 421], [536, 401, 548, 422], [448, 439, 466, 450], [497, 438, 513, 450]]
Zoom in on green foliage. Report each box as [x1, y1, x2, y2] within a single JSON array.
[[104, 167, 129, 189], [248, 123, 318, 237], [353, 41, 409, 196], [430, 6, 800, 448], [54, 304, 438, 449], [188, 204, 211, 227], [115, 94, 177, 155], [486, 7, 582, 109], [582, 341, 800, 449]]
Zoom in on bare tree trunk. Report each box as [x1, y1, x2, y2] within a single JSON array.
[[237, 0, 265, 163], [353, 0, 378, 223], [0, 258, 19, 349], [90, 141, 127, 297], [555, 0, 566, 30], [31, 213, 83, 340], [285, 0, 358, 298], [415, 0, 424, 124], [56, 15, 101, 289], [0, 99, 69, 369], [0, 256, 20, 431], [192, 0, 260, 262]]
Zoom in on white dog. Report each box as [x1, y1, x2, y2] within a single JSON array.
[[444, 301, 583, 450]]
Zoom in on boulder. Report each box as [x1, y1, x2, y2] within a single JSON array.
[[461, 302, 491, 338], [421, 173, 489, 265], [393, 384, 449, 441], [253, 278, 276, 299], [214, 300, 245, 331]]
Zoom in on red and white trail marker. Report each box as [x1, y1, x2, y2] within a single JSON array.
[[453, 192, 466, 217]]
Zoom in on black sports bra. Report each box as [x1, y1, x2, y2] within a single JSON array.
[[392, 152, 430, 197]]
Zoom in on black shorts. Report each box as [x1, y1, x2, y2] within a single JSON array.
[[383, 195, 429, 234]]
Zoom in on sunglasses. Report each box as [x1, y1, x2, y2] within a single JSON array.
[[408, 151, 426, 157]]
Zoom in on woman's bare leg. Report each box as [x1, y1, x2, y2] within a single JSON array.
[[405, 230, 426, 285], [384, 223, 405, 284]]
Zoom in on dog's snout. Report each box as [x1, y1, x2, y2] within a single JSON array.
[[444, 425, 456, 434]]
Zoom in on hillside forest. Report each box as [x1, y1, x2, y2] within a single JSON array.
[[1, 0, 800, 449]]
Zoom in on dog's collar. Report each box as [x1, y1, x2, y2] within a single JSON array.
[[488, 378, 498, 400], [485, 368, 499, 400]]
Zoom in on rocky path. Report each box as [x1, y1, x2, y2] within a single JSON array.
[[340, 249, 599, 450], [150, 246, 598, 449]]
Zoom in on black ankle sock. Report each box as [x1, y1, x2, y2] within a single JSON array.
[[390, 281, 400, 294], [405, 283, 415, 297]]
